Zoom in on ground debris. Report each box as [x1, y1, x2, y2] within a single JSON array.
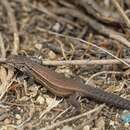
[[0, 0, 130, 130]]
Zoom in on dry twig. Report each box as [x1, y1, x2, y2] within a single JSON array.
[[42, 58, 130, 66], [112, 0, 130, 28], [39, 104, 105, 130], [51, 7, 130, 48], [73, 0, 120, 24], [86, 71, 123, 85], [37, 28, 130, 68], [30, 3, 80, 28]]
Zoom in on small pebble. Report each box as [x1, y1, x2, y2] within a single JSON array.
[[52, 23, 61, 32], [61, 125, 72, 130], [48, 50, 56, 59], [36, 95, 45, 104], [83, 125, 90, 130], [121, 111, 130, 123], [15, 114, 21, 120], [35, 43, 42, 50]]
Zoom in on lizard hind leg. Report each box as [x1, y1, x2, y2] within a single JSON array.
[[66, 93, 81, 115]]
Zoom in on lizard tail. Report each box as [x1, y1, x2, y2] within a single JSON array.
[[83, 86, 130, 110]]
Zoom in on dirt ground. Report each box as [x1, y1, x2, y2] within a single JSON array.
[[0, 0, 130, 130]]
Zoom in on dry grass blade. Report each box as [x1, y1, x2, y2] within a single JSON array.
[[39, 96, 63, 119], [1, 0, 19, 54], [30, 4, 80, 28], [86, 71, 123, 85], [112, 0, 130, 28], [39, 104, 105, 130], [0, 33, 6, 58], [37, 28, 130, 68], [51, 7, 130, 48], [0, 67, 14, 100]]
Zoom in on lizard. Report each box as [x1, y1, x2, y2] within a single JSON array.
[[3, 55, 130, 110]]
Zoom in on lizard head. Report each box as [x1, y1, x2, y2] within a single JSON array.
[[6, 55, 26, 69]]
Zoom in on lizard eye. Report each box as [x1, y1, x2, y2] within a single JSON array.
[[19, 66, 26, 71]]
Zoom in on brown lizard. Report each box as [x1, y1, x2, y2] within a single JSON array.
[[3, 55, 130, 110]]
